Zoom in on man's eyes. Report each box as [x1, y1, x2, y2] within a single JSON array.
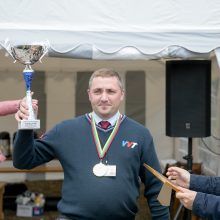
[[108, 90, 116, 94], [93, 90, 102, 94], [93, 89, 116, 94]]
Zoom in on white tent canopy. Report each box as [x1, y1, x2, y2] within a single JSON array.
[[1, 0, 220, 61]]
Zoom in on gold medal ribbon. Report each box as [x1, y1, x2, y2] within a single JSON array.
[[91, 114, 121, 159]]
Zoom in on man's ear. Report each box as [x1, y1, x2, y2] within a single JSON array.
[[87, 89, 91, 101], [120, 90, 125, 101]]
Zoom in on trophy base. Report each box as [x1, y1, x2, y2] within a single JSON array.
[[18, 120, 40, 130]]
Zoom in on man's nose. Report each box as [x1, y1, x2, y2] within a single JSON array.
[[100, 92, 108, 101]]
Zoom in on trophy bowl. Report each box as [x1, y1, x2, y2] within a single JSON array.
[[11, 45, 46, 65]]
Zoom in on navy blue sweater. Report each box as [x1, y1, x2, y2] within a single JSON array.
[[191, 174, 220, 219], [13, 115, 169, 220]]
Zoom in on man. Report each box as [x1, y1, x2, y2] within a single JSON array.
[[14, 68, 169, 220], [167, 166, 220, 219]]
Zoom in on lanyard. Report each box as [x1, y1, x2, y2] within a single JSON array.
[[91, 114, 121, 159]]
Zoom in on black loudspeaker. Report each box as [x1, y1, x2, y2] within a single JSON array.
[[166, 60, 211, 137]]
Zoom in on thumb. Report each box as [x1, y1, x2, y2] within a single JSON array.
[[176, 188, 187, 199], [177, 186, 187, 193]]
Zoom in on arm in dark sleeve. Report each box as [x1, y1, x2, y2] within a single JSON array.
[[13, 130, 35, 169], [13, 127, 57, 169], [140, 134, 170, 220], [190, 174, 220, 195], [192, 192, 220, 219]]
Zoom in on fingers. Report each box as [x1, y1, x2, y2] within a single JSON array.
[[17, 99, 29, 121], [32, 100, 38, 112], [166, 167, 180, 180], [15, 109, 29, 121], [166, 166, 187, 179], [32, 99, 38, 105], [20, 96, 38, 111], [15, 93, 39, 122], [176, 186, 187, 194], [166, 166, 190, 189], [167, 166, 184, 174], [15, 111, 21, 122], [175, 188, 196, 210]]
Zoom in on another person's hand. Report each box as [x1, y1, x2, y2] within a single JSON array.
[[175, 187, 197, 210], [166, 166, 190, 189], [0, 150, 6, 162], [15, 94, 38, 121]]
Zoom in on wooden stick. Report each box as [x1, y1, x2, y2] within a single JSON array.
[[143, 163, 180, 192]]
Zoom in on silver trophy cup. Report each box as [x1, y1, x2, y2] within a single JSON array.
[[10, 45, 47, 130]]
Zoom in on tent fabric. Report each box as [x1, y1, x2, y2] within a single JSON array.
[[0, 0, 220, 60]]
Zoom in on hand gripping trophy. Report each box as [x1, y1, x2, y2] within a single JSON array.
[[9, 44, 47, 129]]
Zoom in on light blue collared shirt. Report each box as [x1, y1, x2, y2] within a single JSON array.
[[91, 111, 120, 127]]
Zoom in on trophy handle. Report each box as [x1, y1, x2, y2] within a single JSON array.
[[39, 44, 49, 63], [2, 39, 15, 62]]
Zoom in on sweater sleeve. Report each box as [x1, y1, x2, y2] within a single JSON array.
[[13, 128, 56, 169], [0, 100, 20, 116], [140, 133, 170, 220], [190, 174, 220, 195], [192, 192, 220, 219]]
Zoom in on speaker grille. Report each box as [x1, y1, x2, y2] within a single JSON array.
[[166, 60, 211, 137]]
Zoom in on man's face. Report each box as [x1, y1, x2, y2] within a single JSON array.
[[88, 76, 124, 119]]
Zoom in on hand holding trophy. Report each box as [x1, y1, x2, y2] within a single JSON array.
[[9, 44, 47, 129]]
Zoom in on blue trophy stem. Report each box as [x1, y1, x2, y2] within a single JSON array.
[[23, 68, 35, 120]]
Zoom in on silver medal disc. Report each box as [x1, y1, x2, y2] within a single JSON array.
[[93, 163, 107, 177]]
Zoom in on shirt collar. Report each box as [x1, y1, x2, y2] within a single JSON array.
[[91, 111, 120, 126]]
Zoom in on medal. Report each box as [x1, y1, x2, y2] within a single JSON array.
[[93, 162, 107, 177]]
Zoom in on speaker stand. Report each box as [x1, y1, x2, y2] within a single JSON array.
[[173, 137, 193, 220]]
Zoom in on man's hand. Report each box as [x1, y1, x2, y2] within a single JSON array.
[[176, 187, 197, 210], [166, 166, 190, 189], [15, 93, 38, 121]]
